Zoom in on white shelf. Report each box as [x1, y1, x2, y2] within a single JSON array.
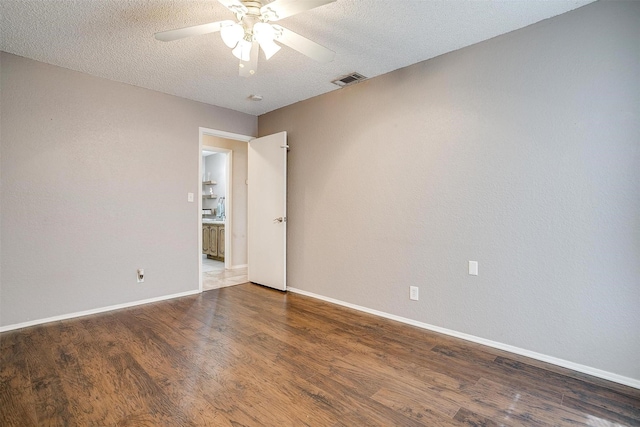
[[202, 195, 218, 199], [202, 181, 217, 185]]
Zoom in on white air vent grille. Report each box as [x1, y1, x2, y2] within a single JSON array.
[[332, 72, 367, 87]]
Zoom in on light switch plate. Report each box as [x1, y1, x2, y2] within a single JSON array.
[[188, 192, 194, 202], [469, 261, 478, 276]]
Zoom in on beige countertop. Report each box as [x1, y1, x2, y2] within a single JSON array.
[[203, 219, 225, 224]]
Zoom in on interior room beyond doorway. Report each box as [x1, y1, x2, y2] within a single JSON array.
[[200, 130, 251, 292]]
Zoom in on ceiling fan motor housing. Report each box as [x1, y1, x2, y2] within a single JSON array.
[[241, 1, 264, 19]]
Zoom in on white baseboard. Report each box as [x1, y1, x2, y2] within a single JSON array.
[[230, 264, 248, 270], [0, 289, 201, 333], [288, 287, 640, 390]]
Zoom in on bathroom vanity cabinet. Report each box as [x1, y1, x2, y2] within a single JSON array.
[[203, 223, 225, 261]]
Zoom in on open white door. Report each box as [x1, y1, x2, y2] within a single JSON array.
[[248, 132, 287, 291]]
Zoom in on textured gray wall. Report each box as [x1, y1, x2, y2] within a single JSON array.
[[0, 52, 256, 327], [259, 1, 640, 380]]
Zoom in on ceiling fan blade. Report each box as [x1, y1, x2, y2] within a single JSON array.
[[217, 0, 248, 16], [239, 41, 260, 77], [155, 20, 233, 42], [261, 0, 336, 22], [275, 26, 335, 63]]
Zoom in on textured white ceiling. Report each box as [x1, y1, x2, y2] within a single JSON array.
[[0, 0, 595, 116]]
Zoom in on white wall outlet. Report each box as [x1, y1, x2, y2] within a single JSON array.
[[469, 261, 478, 276], [187, 192, 194, 202], [410, 286, 419, 301], [137, 268, 145, 283]]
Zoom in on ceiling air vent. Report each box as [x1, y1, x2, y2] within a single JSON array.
[[332, 72, 367, 88]]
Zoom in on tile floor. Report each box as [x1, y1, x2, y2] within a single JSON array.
[[202, 255, 248, 291], [202, 257, 224, 273]]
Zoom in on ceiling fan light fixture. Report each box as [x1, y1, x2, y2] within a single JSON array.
[[253, 22, 274, 43], [155, 0, 338, 77], [220, 22, 244, 48], [259, 39, 281, 60], [232, 39, 252, 61], [253, 22, 281, 60]]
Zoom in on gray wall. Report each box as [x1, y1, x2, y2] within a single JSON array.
[[0, 52, 257, 327], [259, 1, 640, 380], [203, 135, 249, 267]]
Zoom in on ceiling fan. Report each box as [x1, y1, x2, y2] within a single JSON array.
[[155, 0, 336, 77]]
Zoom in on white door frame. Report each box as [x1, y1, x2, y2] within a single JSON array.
[[198, 127, 253, 293]]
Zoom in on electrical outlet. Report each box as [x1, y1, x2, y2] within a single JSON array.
[[410, 286, 419, 301], [137, 268, 145, 283]]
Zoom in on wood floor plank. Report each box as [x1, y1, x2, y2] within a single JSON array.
[[493, 350, 640, 399], [461, 377, 609, 427], [113, 313, 226, 425], [1, 283, 637, 426], [79, 314, 195, 426], [75, 315, 151, 425], [0, 381, 38, 427], [218, 306, 478, 425], [428, 342, 567, 404], [230, 307, 473, 404], [0, 332, 38, 427], [21, 326, 79, 426], [250, 330, 382, 397], [249, 294, 480, 391], [493, 356, 640, 422], [124, 294, 341, 426], [326, 325, 483, 386], [203, 296, 449, 425], [431, 341, 500, 364], [371, 386, 462, 424], [453, 407, 502, 426], [297, 370, 432, 427], [561, 395, 640, 426]]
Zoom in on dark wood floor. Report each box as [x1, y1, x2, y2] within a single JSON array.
[[1, 284, 638, 426]]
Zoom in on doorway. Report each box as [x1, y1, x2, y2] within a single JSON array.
[[201, 149, 228, 274], [198, 128, 252, 293]]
